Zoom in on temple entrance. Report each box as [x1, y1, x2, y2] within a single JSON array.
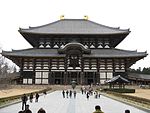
[[51, 72, 64, 85], [68, 72, 80, 84], [85, 72, 96, 85], [70, 72, 77, 80], [87, 79, 93, 85], [55, 79, 61, 84]]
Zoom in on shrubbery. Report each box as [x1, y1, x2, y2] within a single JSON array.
[[102, 88, 135, 93]]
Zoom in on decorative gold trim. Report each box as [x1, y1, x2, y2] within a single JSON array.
[[84, 15, 88, 20], [60, 15, 64, 20]]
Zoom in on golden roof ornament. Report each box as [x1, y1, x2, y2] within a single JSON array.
[[60, 15, 64, 20], [84, 15, 88, 20]]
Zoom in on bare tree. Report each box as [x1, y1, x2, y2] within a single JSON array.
[[0, 47, 18, 79], [9, 64, 17, 73], [0, 55, 4, 76]]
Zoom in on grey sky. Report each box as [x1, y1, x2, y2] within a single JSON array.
[[0, 0, 149, 69]]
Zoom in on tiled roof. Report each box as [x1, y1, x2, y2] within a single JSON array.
[[128, 73, 150, 80], [2, 48, 64, 57], [2, 48, 147, 58], [106, 75, 129, 83], [19, 19, 130, 35], [85, 49, 147, 58]]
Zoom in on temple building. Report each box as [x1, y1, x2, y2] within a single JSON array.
[[2, 17, 147, 85]]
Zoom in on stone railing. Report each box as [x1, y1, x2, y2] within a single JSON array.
[[105, 91, 150, 110], [0, 87, 51, 108]]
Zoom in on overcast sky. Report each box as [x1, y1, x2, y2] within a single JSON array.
[[0, 0, 149, 69]]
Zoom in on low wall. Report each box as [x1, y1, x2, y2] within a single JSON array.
[[106, 91, 150, 109], [0, 87, 52, 108]]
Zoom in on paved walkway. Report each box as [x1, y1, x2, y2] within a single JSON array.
[[0, 90, 148, 113]]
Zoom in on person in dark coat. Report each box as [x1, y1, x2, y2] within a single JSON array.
[[69, 90, 72, 98], [21, 94, 28, 110], [66, 90, 69, 98], [18, 111, 23, 113], [93, 105, 104, 113], [62, 90, 65, 98], [37, 108, 46, 113], [86, 92, 90, 100], [81, 87, 84, 94], [125, 110, 130, 113], [35, 93, 39, 102], [98, 93, 101, 98], [29, 93, 33, 103], [24, 105, 32, 113], [73, 90, 76, 98]]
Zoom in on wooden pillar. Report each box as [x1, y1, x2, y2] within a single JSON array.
[[68, 73, 71, 85], [20, 58, 24, 84], [112, 59, 115, 77], [80, 72, 84, 85], [93, 72, 96, 85], [63, 72, 66, 85], [96, 58, 100, 84], [99, 59, 101, 84], [33, 58, 36, 84], [77, 72, 79, 84], [136, 78, 138, 84], [64, 57, 68, 85], [81, 58, 84, 85], [48, 58, 52, 84], [89, 59, 91, 70], [124, 59, 128, 76]]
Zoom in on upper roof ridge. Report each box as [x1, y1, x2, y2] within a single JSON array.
[[19, 19, 130, 34]]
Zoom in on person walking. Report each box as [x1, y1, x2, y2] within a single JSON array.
[[86, 92, 90, 100], [21, 94, 28, 110], [66, 90, 69, 98], [18, 111, 23, 113], [29, 93, 33, 103], [37, 108, 46, 113], [73, 90, 76, 98], [93, 105, 104, 113], [69, 90, 72, 98], [81, 87, 84, 94], [35, 93, 39, 102], [24, 105, 32, 113], [125, 109, 130, 113], [62, 90, 65, 98], [98, 93, 101, 98]]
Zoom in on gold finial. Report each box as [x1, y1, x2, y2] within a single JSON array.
[[60, 15, 64, 20], [84, 15, 88, 20]]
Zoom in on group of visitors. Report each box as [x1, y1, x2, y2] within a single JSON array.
[[62, 90, 76, 98], [86, 91, 101, 100], [19, 104, 130, 113], [20, 89, 131, 113], [81, 86, 101, 100], [29, 93, 40, 103], [18, 105, 32, 113], [19, 90, 48, 113], [18, 105, 46, 113], [21, 93, 40, 110]]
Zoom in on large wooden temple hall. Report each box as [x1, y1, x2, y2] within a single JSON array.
[[2, 17, 147, 85]]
